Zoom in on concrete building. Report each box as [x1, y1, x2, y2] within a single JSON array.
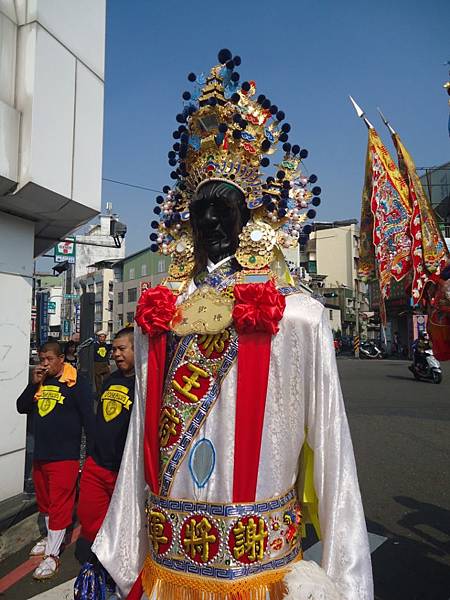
[[420, 161, 450, 248], [113, 249, 171, 330], [0, 0, 105, 503], [300, 220, 368, 336], [74, 260, 116, 339], [61, 206, 126, 339]]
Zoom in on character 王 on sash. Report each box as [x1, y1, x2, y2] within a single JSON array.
[[94, 49, 374, 600]]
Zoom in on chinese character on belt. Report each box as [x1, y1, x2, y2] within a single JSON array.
[[148, 510, 170, 554], [172, 363, 210, 403], [159, 406, 181, 447], [231, 516, 268, 563], [182, 516, 218, 563], [198, 330, 230, 358]]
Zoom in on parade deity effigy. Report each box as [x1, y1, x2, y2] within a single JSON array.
[[94, 49, 373, 600]]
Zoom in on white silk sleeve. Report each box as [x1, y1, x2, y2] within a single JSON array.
[[306, 309, 374, 600], [93, 329, 150, 598]]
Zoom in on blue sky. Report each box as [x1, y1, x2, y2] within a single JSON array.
[[102, 0, 450, 255]]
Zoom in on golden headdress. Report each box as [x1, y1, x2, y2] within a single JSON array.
[[150, 49, 321, 282]]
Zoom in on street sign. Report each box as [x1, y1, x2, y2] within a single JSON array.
[[64, 293, 80, 300], [48, 301, 56, 315], [36, 291, 49, 346], [54, 238, 76, 264], [63, 319, 71, 336]]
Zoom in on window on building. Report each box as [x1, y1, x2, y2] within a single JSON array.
[[129, 267, 135, 280], [108, 300, 113, 312], [108, 322, 113, 333], [109, 281, 113, 292], [308, 260, 317, 274], [96, 281, 103, 292], [95, 302, 102, 317], [88, 284, 94, 292], [118, 313, 123, 327], [329, 309, 334, 320], [126, 311, 134, 325], [141, 263, 147, 276], [157, 259, 165, 273], [118, 291, 123, 305], [128, 287, 137, 302]]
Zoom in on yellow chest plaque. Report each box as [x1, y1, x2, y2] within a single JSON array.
[[37, 385, 65, 417], [101, 384, 132, 422], [172, 286, 233, 336]]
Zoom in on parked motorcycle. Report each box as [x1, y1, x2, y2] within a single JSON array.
[[359, 340, 384, 359], [408, 348, 442, 384]]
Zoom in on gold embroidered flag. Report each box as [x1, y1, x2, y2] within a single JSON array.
[[392, 132, 449, 303], [358, 128, 413, 319]]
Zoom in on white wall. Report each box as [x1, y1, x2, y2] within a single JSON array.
[[0, 212, 34, 501]]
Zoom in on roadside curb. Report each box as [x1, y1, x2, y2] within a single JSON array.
[[0, 511, 40, 562]]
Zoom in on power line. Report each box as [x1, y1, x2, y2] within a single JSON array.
[[102, 177, 163, 194]]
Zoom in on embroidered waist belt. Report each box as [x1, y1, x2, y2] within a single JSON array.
[[145, 487, 302, 581]]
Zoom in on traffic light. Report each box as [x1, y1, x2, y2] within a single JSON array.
[[52, 260, 70, 274]]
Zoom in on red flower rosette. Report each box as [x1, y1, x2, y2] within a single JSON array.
[[232, 280, 286, 335], [134, 285, 177, 337]]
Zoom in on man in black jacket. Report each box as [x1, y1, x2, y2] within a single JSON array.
[[76, 327, 135, 562], [17, 341, 94, 580]]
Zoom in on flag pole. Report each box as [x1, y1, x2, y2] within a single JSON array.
[[349, 95, 374, 129], [377, 107, 396, 136]]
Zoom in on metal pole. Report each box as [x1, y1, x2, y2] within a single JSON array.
[[354, 279, 360, 358]]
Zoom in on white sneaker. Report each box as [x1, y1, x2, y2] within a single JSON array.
[[29, 537, 47, 556], [32, 555, 60, 580]]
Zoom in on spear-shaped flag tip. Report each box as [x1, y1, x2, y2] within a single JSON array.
[[349, 95, 374, 129], [377, 107, 396, 135]]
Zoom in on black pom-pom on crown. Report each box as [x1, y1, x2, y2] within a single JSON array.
[[233, 130, 242, 139], [262, 99, 271, 110], [150, 233, 158, 241], [257, 94, 266, 104], [312, 197, 321, 206], [231, 93, 240, 103], [226, 60, 234, 70], [260, 157, 270, 167], [241, 81, 251, 92], [168, 158, 177, 167], [218, 123, 228, 133], [176, 113, 186, 124], [218, 48, 232, 64], [279, 133, 288, 143], [277, 170, 286, 180], [231, 72, 240, 82], [173, 142, 180, 151], [151, 220, 159, 229], [291, 145, 300, 155], [173, 130, 180, 139], [187, 72, 196, 82], [308, 174, 318, 183], [276, 110, 285, 121], [154, 206, 161, 215], [282, 143, 291, 152], [156, 195, 164, 203], [270, 105, 278, 115], [312, 186, 321, 196], [162, 186, 170, 193], [307, 209, 316, 219], [233, 55, 241, 66], [182, 91, 191, 101], [261, 139, 271, 151], [299, 149, 308, 159], [281, 123, 291, 133], [150, 243, 159, 252]]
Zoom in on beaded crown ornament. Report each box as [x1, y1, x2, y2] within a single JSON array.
[[150, 49, 321, 280]]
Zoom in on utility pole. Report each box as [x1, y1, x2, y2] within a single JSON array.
[[354, 279, 360, 358]]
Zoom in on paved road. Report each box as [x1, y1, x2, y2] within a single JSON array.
[[1, 358, 449, 599], [339, 358, 450, 600]]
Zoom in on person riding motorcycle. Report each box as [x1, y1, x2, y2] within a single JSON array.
[[413, 332, 431, 372]]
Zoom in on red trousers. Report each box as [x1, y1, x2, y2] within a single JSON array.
[[77, 456, 118, 542], [32, 459, 79, 530]]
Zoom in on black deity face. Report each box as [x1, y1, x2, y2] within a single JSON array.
[[190, 181, 250, 274]]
